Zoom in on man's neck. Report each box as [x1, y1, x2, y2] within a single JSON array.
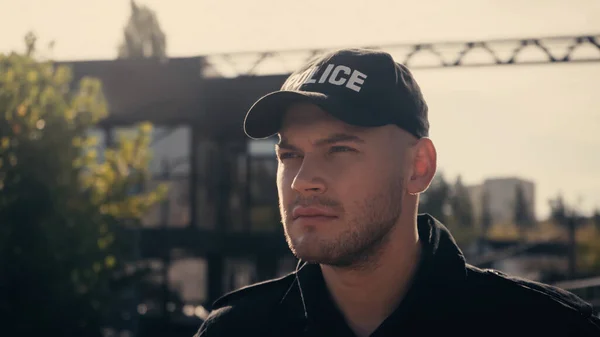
[[320, 217, 421, 337]]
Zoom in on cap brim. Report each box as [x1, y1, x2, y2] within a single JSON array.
[[243, 91, 329, 139], [245, 90, 378, 139]]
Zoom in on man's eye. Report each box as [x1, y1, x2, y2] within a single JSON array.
[[278, 152, 298, 160], [329, 146, 355, 153]]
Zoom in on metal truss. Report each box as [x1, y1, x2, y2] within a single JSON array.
[[201, 33, 600, 78]]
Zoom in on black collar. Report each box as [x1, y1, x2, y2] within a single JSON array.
[[278, 214, 468, 335]]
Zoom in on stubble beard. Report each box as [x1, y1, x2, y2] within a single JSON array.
[[280, 177, 404, 271]]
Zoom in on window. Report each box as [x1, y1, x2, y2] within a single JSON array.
[[248, 138, 276, 156], [277, 256, 298, 277], [195, 138, 220, 230], [111, 125, 192, 228], [247, 138, 279, 232], [142, 179, 190, 227], [223, 258, 258, 293], [148, 127, 191, 176], [168, 257, 208, 304]]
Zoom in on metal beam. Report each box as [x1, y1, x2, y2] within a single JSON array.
[[470, 235, 566, 268], [201, 34, 600, 78], [553, 275, 600, 291]]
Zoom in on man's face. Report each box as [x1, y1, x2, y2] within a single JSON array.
[[276, 103, 414, 267]]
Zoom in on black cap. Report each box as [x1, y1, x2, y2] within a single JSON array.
[[243, 48, 429, 139]]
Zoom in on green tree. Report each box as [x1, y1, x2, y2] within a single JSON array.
[[419, 172, 451, 223], [549, 193, 585, 278], [480, 189, 493, 234], [0, 34, 165, 336], [445, 175, 478, 248], [592, 209, 600, 230], [513, 183, 534, 229], [449, 175, 474, 228], [118, 0, 167, 60], [549, 193, 567, 225]]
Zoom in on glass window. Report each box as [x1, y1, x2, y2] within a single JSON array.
[[249, 158, 278, 204], [195, 138, 220, 230], [247, 138, 279, 232], [223, 258, 258, 293], [168, 257, 208, 304], [277, 256, 298, 277], [194, 137, 280, 233], [248, 138, 276, 156], [111, 125, 192, 228], [110, 125, 190, 176], [142, 178, 190, 228], [149, 127, 191, 176]]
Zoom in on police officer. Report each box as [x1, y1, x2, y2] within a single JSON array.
[[194, 48, 600, 336]]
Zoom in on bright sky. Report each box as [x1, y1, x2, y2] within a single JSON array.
[[1, 0, 599, 219]]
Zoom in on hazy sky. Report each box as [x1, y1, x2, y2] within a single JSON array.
[[1, 0, 599, 218]]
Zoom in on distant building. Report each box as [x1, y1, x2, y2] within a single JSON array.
[[468, 177, 536, 227]]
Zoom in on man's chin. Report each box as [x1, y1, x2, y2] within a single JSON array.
[[293, 253, 355, 268], [289, 244, 327, 264], [286, 233, 345, 264], [290, 240, 368, 268], [289, 244, 339, 266]]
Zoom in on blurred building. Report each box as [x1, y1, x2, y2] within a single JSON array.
[[468, 177, 536, 226], [63, 56, 298, 335]]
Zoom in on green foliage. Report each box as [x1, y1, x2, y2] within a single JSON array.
[[419, 173, 451, 223], [480, 189, 492, 233], [549, 193, 568, 224], [449, 175, 474, 228], [592, 209, 600, 230], [0, 35, 166, 336], [549, 194, 600, 276], [513, 184, 534, 229], [577, 224, 600, 274], [420, 173, 479, 248]]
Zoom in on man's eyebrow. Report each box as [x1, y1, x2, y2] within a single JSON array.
[[276, 133, 365, 150], [314, 133, 365, 146], [275, 139, 299, 151]]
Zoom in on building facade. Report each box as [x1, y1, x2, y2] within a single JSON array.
[[468, 177, 536, 227]]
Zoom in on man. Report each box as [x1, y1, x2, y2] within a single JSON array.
[[195, 49, 600, 336]]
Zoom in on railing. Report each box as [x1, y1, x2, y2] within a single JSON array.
[[200, 33, 600, 78], [554, 276, 600, 309]]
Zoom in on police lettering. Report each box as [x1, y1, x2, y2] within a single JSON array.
[[304, 64, 367, 92], [286, 64, 367, 92]]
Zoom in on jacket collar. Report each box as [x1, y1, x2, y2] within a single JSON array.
[[278, 214, 468, 332]]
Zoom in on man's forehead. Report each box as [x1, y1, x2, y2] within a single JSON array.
[[276, 102, 415, 147], [277, 131, 365, 145], [278, 122, 415, 151], [278, 119, 367, 142]]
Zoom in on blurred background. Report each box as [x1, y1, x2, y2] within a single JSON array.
[[0, 0, 599, 336]]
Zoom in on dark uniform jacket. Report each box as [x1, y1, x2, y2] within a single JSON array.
[[194, 214, 600, 336]]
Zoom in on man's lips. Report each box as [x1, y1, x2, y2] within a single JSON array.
[[292, 206, 338, 220]]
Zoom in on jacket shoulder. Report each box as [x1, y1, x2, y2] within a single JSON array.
[[466, 265, 600, 332], [213, 271, 297, 308], [194, 271, 298, 336]]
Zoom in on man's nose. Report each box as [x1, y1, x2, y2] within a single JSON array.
[[291, 159, 326, 195]]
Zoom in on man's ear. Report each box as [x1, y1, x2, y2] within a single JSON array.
[[406, 137, 437, 195]]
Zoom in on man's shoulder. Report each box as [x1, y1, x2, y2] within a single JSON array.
[[464, 265, 600, 333], [213, 271, 297, 309], [194, 271, 298, 336]]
